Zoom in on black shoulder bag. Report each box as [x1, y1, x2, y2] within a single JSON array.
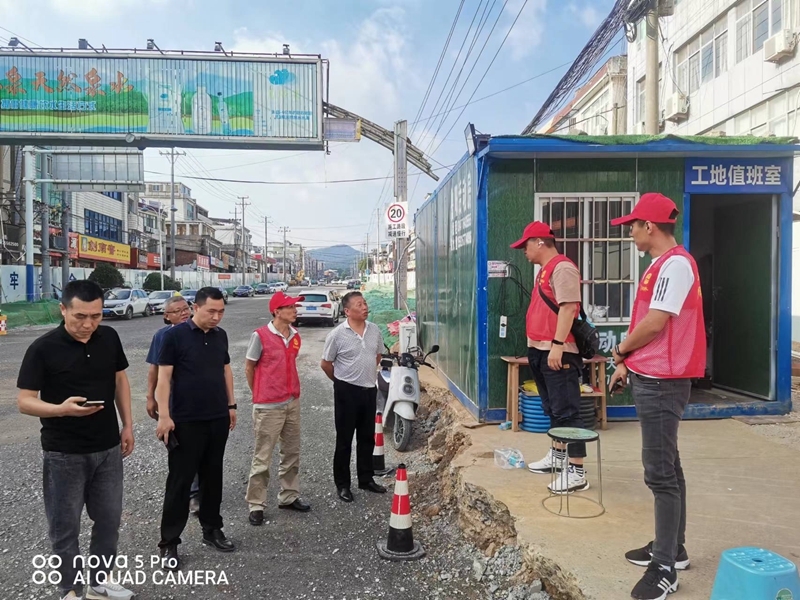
[[538, 285, 600, 360]]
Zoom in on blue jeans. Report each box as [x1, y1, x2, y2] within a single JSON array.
[[631, 373, 691, 568], [43, 445, 123, 595]]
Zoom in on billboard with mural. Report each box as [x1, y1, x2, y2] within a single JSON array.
[[0, 51, 322, 149]]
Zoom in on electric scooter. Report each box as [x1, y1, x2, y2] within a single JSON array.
[[377, 344, 439, 451]]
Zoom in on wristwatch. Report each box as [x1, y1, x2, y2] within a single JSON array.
[[614, 344, 629, 359], [228, 404, 238, 410], [551, 339, 564, 346]]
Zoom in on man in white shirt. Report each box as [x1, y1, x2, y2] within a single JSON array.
[[609, 193, 706, 600], [320, 292, 385, 502]]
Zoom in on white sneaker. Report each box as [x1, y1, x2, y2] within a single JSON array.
[[61, 592, 82, 600], [547, 464, 589, 494], [86, 582, 135, 600], [527, 448, 565, 474]]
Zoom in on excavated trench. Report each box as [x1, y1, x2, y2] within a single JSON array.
[[406, 385, 588, 600]]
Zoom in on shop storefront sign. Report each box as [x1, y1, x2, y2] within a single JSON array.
[[197, 254, 210, 270], [147, 253, 161, 268], [686, 157, 790, 193], [78, 234, 131, 264]]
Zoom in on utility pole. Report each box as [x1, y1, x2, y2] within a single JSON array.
[[230, 206, 239, 282], [237, 196, 250, 285], [279, 227, 290, 283], [61, 192, 70, 292], [23, 147, 35, 302], [40, 152, 51, 300], [376, 207, 382, 285], [160, 148, 185, 280], [263, 216, 272, 281], [393, 120, 408, 309], [158, 203, 165, 290], [645, 0, 660, 135]]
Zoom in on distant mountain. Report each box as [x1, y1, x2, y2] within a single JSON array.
[[307, 244, 361, 274]]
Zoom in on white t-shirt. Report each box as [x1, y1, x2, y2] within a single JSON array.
[[646, 255, 695, 316]]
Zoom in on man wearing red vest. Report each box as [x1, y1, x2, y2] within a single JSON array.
[[511, 221, 588, 494], [244, 291, 312, 527], [608, 193, 705, 600]]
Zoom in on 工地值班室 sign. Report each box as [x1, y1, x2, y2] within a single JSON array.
[[685, 158, 789, 193]]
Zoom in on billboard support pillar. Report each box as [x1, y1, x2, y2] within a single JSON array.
[[23, 147, 36, 302], [62, 193, 71, 292], [41, 155, 51, 300]]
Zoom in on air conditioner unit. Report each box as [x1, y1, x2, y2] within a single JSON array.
[[664, 93, 689, 122], [764, 29, 796, 63]]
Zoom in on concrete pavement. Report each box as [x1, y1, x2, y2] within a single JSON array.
[[420, 369, 800, 599]]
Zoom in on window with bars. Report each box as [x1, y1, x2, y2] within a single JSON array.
[[537, 194, 638, 323]]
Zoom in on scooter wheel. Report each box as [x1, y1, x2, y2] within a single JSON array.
[[393, 415, 413, 452]]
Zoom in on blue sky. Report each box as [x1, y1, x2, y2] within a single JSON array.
[[1, 0, 621, 254]]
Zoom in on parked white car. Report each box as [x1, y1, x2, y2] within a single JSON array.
[[269, 282, 289, 293], [104, 288, 151, 319], [295, 289, 341, 327]]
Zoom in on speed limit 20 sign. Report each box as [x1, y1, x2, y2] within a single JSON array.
[[386, 201, 409, 239]]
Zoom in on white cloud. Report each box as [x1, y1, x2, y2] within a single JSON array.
[[504, 0, 548, 61], [164, 8, 427, 249], [568, 3, 604, 30], [49, 0, 172, 19]]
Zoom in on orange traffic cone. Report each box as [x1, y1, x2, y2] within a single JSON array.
[[373, 412, 393, 476], [376, 463, 425, 561]]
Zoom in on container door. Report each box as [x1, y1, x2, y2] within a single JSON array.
[[712, 196, 775, 399]]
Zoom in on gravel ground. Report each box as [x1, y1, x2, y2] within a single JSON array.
[[745, 409, 800, 452], [0, 293, 543, 600]]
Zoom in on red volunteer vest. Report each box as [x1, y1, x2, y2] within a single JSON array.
[[526, 254, 578, 344], [252, 325, 301, 404], [626, 246, 706, 379]]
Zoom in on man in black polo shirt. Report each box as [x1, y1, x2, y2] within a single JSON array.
[[156, 287, 237, 568], [17, 280, 135, 600]]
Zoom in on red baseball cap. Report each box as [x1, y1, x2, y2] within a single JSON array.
[[269, 291, 304, 313], [610, 193, 679, 226], [510, 221, 555, 249]]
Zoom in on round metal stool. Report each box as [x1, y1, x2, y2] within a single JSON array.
[[541, 427, 605, 519]]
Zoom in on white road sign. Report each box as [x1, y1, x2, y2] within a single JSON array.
[[386, 202, 409, 239]]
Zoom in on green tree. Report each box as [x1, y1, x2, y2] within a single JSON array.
[[143, 272, 181, 291], [358, 258, 368, 272], [88, 263, 124, 290]]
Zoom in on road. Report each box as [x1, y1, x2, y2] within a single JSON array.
[[0, 292, 483, 600]]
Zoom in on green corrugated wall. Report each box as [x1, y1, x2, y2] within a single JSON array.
[[485, 157, 685, 410]]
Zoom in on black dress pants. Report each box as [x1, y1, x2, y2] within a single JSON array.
[[160, 416, 230, 547], [333, 379, 376, 489]]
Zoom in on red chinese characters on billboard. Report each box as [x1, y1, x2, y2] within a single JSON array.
[[197, 255, 210, 270], [147, 253, 161, 268]]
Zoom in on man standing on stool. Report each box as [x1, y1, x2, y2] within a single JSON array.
[[511, 221, 587, 494], [609, 193, 705, 600], [320, 291, 386, 502], [244, 291, 311, 526]]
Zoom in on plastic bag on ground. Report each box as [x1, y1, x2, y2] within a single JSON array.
[[494, 448, 526, 469]]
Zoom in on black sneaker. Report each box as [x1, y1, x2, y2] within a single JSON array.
[[626, 541, 690, 570], [631, 563, 678, 599]]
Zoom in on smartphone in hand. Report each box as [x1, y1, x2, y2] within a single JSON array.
[[79, 400, 105, 407], [164, 433, 179, 452], [610, 378, 626, 395]]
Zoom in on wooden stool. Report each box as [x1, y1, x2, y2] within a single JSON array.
[[501, 355, 608, 432]]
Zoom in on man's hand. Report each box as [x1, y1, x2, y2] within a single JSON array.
[[547, 345, 564, 371], [609, 363, 629, 394], [229, 408, 237, 431], [146, 395, 159, 420], [59, 396, 104, 417], [120, 425, 135, 458], [156, 415, 175, 445], [612, 346, 625, 365]]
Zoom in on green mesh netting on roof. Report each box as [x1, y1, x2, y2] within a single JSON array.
[[495, 133, 799, 146]]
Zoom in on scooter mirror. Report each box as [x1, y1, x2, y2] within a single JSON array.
[[430, 345, 440, 354]]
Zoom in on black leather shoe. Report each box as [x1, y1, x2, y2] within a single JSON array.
[[249, 510, 264, 526], [202, 529, 235, 552], [279, 498, 311, 512], [358, 481, 387, 494], [159, 545, 180, 571], [337, 487, 354, 502]]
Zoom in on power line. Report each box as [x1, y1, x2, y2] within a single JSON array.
[[143, 164, 453, 185], [429, 0, 530, 159]]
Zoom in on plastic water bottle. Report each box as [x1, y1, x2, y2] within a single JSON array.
[[494, 448, 526, 469], [498, 421, 512, 430]]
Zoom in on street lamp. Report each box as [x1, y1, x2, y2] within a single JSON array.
[[146, 39, 164, 54], [214, 42, 229, 55], [8, 37, 33, 51]]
